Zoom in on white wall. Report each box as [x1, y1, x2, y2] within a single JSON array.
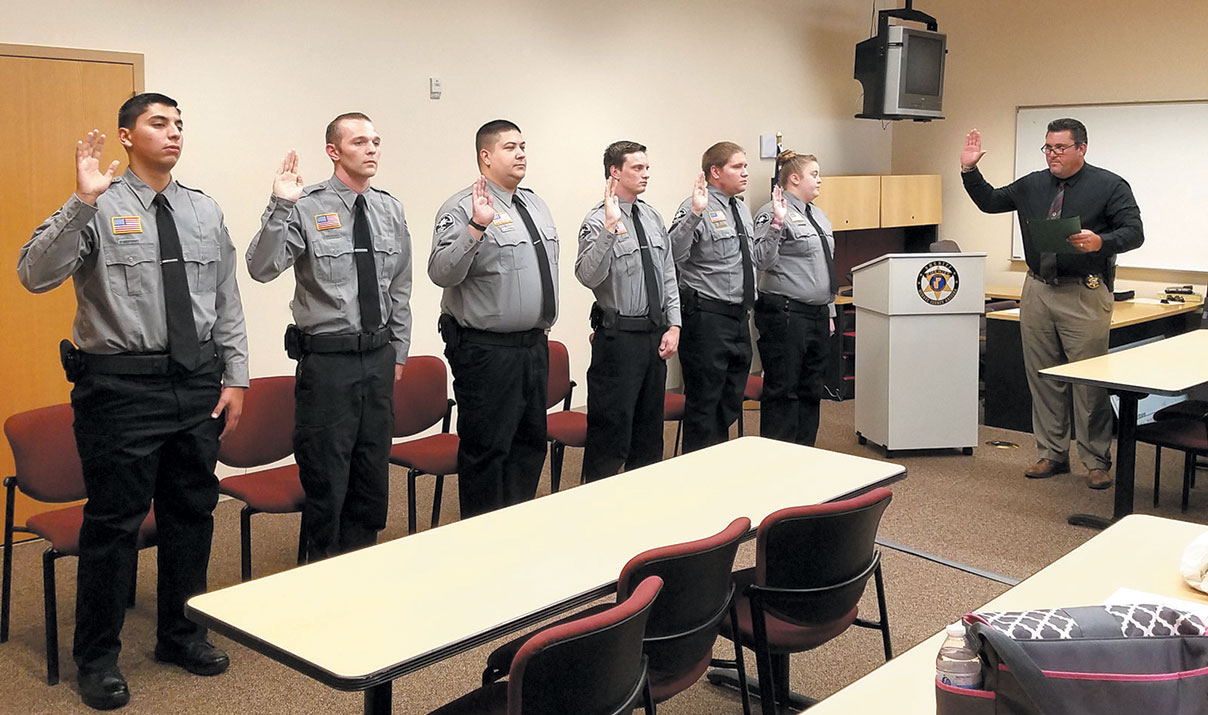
[[2, 0, 893, 396], [890, 0, 1208, 294]]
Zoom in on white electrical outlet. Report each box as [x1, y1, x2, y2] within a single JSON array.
[[430, 78, 442, 100]]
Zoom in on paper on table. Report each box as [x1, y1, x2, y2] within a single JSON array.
[[1104, 587, 1208, 620], [1027, 216, 1083, 254]]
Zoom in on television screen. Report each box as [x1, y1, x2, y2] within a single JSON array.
[[904, 34, 944, 97]]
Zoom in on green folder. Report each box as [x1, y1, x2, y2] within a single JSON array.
[[1027, 216, 1083, 254]]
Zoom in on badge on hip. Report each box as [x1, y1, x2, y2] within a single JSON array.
[[1083, 274, 1101, 289]]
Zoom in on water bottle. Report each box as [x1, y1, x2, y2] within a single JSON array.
[[936, 622, 982, 689]]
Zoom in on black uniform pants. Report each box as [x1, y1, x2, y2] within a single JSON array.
[[448, 338, 548, 518], [678, 307, 752, 453], [582, 329, 666, 482], [294, 345, 394, 561], [755, 301, 830, 447], [69, 357, 223, 673]]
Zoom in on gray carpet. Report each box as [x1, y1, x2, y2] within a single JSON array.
[[2, 399, 1204, 714]]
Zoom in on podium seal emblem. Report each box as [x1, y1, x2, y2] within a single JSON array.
[[917, 261, 959, 305]]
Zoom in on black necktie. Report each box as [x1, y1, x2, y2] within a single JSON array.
[[1039, 181, 1066, 279], [353, 194, 382, 333], [804, 204, 839, 297], [1047, 181, 1066, 219], [729, 197, 755, 309], [512, 196, 557, 324], [628, 202, 663, 327], [153, 194, 201, 370]]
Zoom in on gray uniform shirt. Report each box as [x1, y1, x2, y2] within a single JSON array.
[[428, 180, 560, 332], [574, 198, 681, 327], [668, 186, 759, 304], [17, 170, 249, 387], [246, 175, 413, 364], [754, 192, 836, 312]]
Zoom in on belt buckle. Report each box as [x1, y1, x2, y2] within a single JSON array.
[[1083, 274, 1101, 289]]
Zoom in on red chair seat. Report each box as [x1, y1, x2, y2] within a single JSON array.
[[390, 433, 460, 476], [219, 465, 305, 514], [25, 506, 156, 556], [744, 376, 764, 402], [724, 568, 860, 654], [1137, 419, 1208, 452], [648, 651, 712, 702], [664, 393, 685, 420], [546, 411, 587, 447]]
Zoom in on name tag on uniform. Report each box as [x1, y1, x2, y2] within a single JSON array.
[[314, 212, 342, 231], [708, 210, 728, 229], [789, 212, 808, 225], [111, 216, 143, 235], [615, 221, 629, 235], [492, 211, 514, 226]]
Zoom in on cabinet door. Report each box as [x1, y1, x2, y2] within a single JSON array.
[[814, 176, 881, 230], [880, 174, 942, 227]]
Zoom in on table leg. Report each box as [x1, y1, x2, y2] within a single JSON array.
[[365, 682, 391, 715], [1068, 392, 1140, 530]]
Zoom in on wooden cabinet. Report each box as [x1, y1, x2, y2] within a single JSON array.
[[881, 174, 942, 227], [815, 176, 881, 230]]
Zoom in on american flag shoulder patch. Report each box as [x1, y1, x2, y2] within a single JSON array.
[[111, 216, 143, 234], [314, 212, 342, 230]]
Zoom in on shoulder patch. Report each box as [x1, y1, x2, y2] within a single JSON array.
[[673, 207, 687, 223], [578, 223, 592, 241], [435, 212, 456, 234], [755, 213, 771, 227]]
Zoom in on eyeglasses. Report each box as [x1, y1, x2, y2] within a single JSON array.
[[1040, 143, 1080, 156]]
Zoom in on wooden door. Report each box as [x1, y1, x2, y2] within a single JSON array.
[[814, 176, 882, 230], [880, 174, 943, 227], [0, 44, 142, 537]]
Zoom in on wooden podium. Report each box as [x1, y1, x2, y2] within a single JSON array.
[[852, 252, 985, 454]]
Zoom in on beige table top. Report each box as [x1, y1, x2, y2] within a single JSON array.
[[810, 514, 1208, 713], [1040, 329, 1208, 396], [986, 298, 1201, 327], [187, 437, 905, 690]]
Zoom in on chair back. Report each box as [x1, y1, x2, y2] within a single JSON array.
[[755, 487, 893, 625], [4, 404, 85, 503], [546, 340, 572, 410], [217, 376, 296, 468], [393, 356, 450, 438], [509, 576, 662, 715], [930, 239, 960, 252], [618, 517, 749, 680]]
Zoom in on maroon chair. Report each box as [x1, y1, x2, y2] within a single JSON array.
[[390, 356, 459, 534], [664, 392, 686, 457], [1139, 400, 1208, 511], [216, 375, 305, 581], [2, 404, 157, 685], [428, 576, 663, 715], [546, 340, 587, 493], [711, 488, 894, 714], [737, 374, 763, 438], [483, 518, 753, 712]]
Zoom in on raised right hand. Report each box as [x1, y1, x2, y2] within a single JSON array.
[[76, 130, 120, 206], [273, 150, 304, 202], [960, 129, 986, 169], [690, 171, 709, 216], [603, 177, 621, 232], [471, 175, 496, 227]]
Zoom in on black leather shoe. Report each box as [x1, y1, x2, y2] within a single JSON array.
[[78, 667, 130, 710], [154, 640, 230, 676]]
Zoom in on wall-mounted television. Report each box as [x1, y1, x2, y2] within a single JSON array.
[[855, 19, 947, 121]]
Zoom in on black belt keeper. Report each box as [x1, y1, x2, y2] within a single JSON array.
[[757, 293, 829, 317], [70, 340, 217, 378], [297, 327, 391, 354], [459, 326, 546, 347], [590, 302, 662, 333]]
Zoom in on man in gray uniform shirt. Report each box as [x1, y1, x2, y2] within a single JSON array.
[[670, 142, 786, 452], [18, 92, 248, 710], [753, 150, 837, 447], [429, 119, 559, 518], [576, 141, 681, 481], [248, 112, 412, 560]]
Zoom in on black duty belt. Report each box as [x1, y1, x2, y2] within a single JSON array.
[[460, 327, 546, 347], [300, 327, 390, 354], [690, 294, 747, 320], [1027, 270, 1102, 288], [590, 302, 663, 333], [78, 341, 217, 376], [757, 293, 829, 317]]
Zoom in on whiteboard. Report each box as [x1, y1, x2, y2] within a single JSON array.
[[1011, 101, 1208, 273]]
